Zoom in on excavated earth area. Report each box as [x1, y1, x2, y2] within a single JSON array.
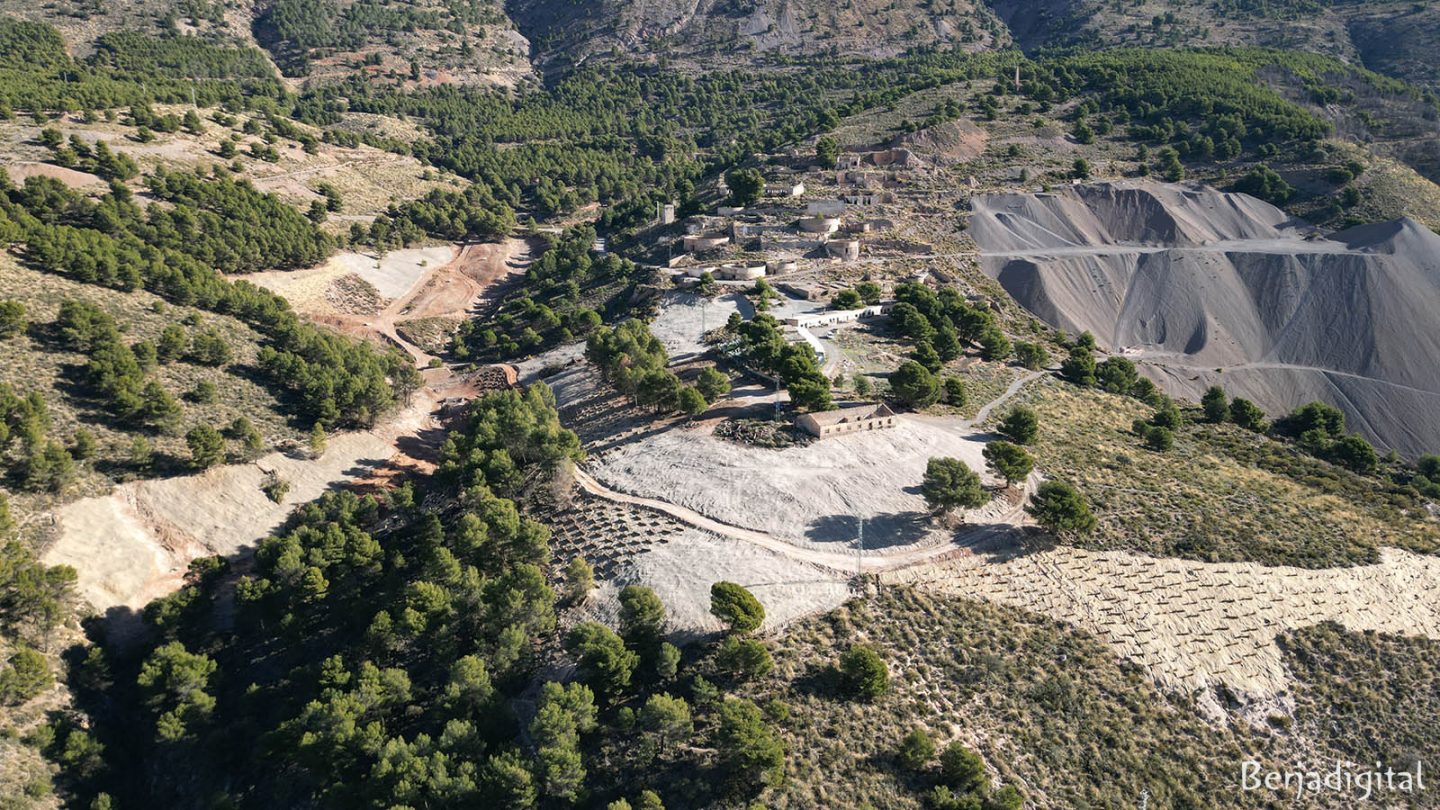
[[970, 181, 1440, 457], [535, 292, 1440, 718], [42, 239, 537, 626], [242, 246, 456, 316]]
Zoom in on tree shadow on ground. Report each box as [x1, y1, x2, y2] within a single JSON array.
[[804, 511, 930, 548], [394, 424, 447, 462], [791, 660, 845, 699], [965, 525, 1054, 563]]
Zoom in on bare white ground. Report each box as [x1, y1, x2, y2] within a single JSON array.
[[331, 246, 456, 299], [647, 292, 743, 359], [244, 246, 456, 309], [586, 528, 854, 638], [587, 415, 1010, 551]]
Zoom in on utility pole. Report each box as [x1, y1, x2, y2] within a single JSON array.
[[856, 514, 864, 581]]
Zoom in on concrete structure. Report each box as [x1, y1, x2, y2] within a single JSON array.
[[776, 282, 828, 301], [844, 191, 894, 206], [765, 181, 806, 198], [761, 234, 826, 254], [715, 263, 767, 281], [661, 203, 677, 225], [784, 304, 890, 328], [796, 403, 897, 439], [794, 325, 826, 364], [717, 205, 746, 216], [798, 215, 842, 235], [686, 263, 766, 281], [732, 222, 765, 239], [685, 215, 730, 236], [806, 200, 847, 217], [826, 238, 861, 262], [767, 259, 799, 275], [682, 234, 731, 253]]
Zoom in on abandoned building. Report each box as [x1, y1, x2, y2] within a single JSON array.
[[798, 215, 842, 235], [785, 304, 891, 329], [764, 181, 806, 198], [682, 233, 731, 253], [685, 263, 767, 281], [825, 238, 862, 262], [806, 200, 847, 217], [795, 403, 898, 438]]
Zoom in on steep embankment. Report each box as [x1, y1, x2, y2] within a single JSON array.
[[971, 181, 1440, 457]]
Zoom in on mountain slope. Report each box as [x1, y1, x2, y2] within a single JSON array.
[[507, 0, 1010, 70], [0, 0, 537, 89], [989, 0, 1440, 93]]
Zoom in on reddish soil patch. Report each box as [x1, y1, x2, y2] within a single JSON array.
[[399, 239, 536, 321]]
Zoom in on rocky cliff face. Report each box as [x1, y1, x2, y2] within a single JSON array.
[[972, 182, 1440, 457], [506, 0, 1009, 70]]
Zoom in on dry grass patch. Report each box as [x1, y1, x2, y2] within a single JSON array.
[[752, 588, 1299, 809], [946, 360, 1023, 420], [1002, 378, 1438, 567], [395, 317, 459, 355], [0, 259, 304, 535], [0, 106, 459, 219], [1281, 622, 1440, 779]]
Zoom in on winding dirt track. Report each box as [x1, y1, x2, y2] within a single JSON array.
[[45, 237, 540, 621], [572, 465, 1030, 573]]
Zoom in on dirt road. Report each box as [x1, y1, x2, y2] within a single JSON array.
[[47, 236, 542, 620], [570, 373, 1050, 573], [571, 463, 1037, 572]]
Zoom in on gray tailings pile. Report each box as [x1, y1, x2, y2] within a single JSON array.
[[971, 181, 1440, 457]]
